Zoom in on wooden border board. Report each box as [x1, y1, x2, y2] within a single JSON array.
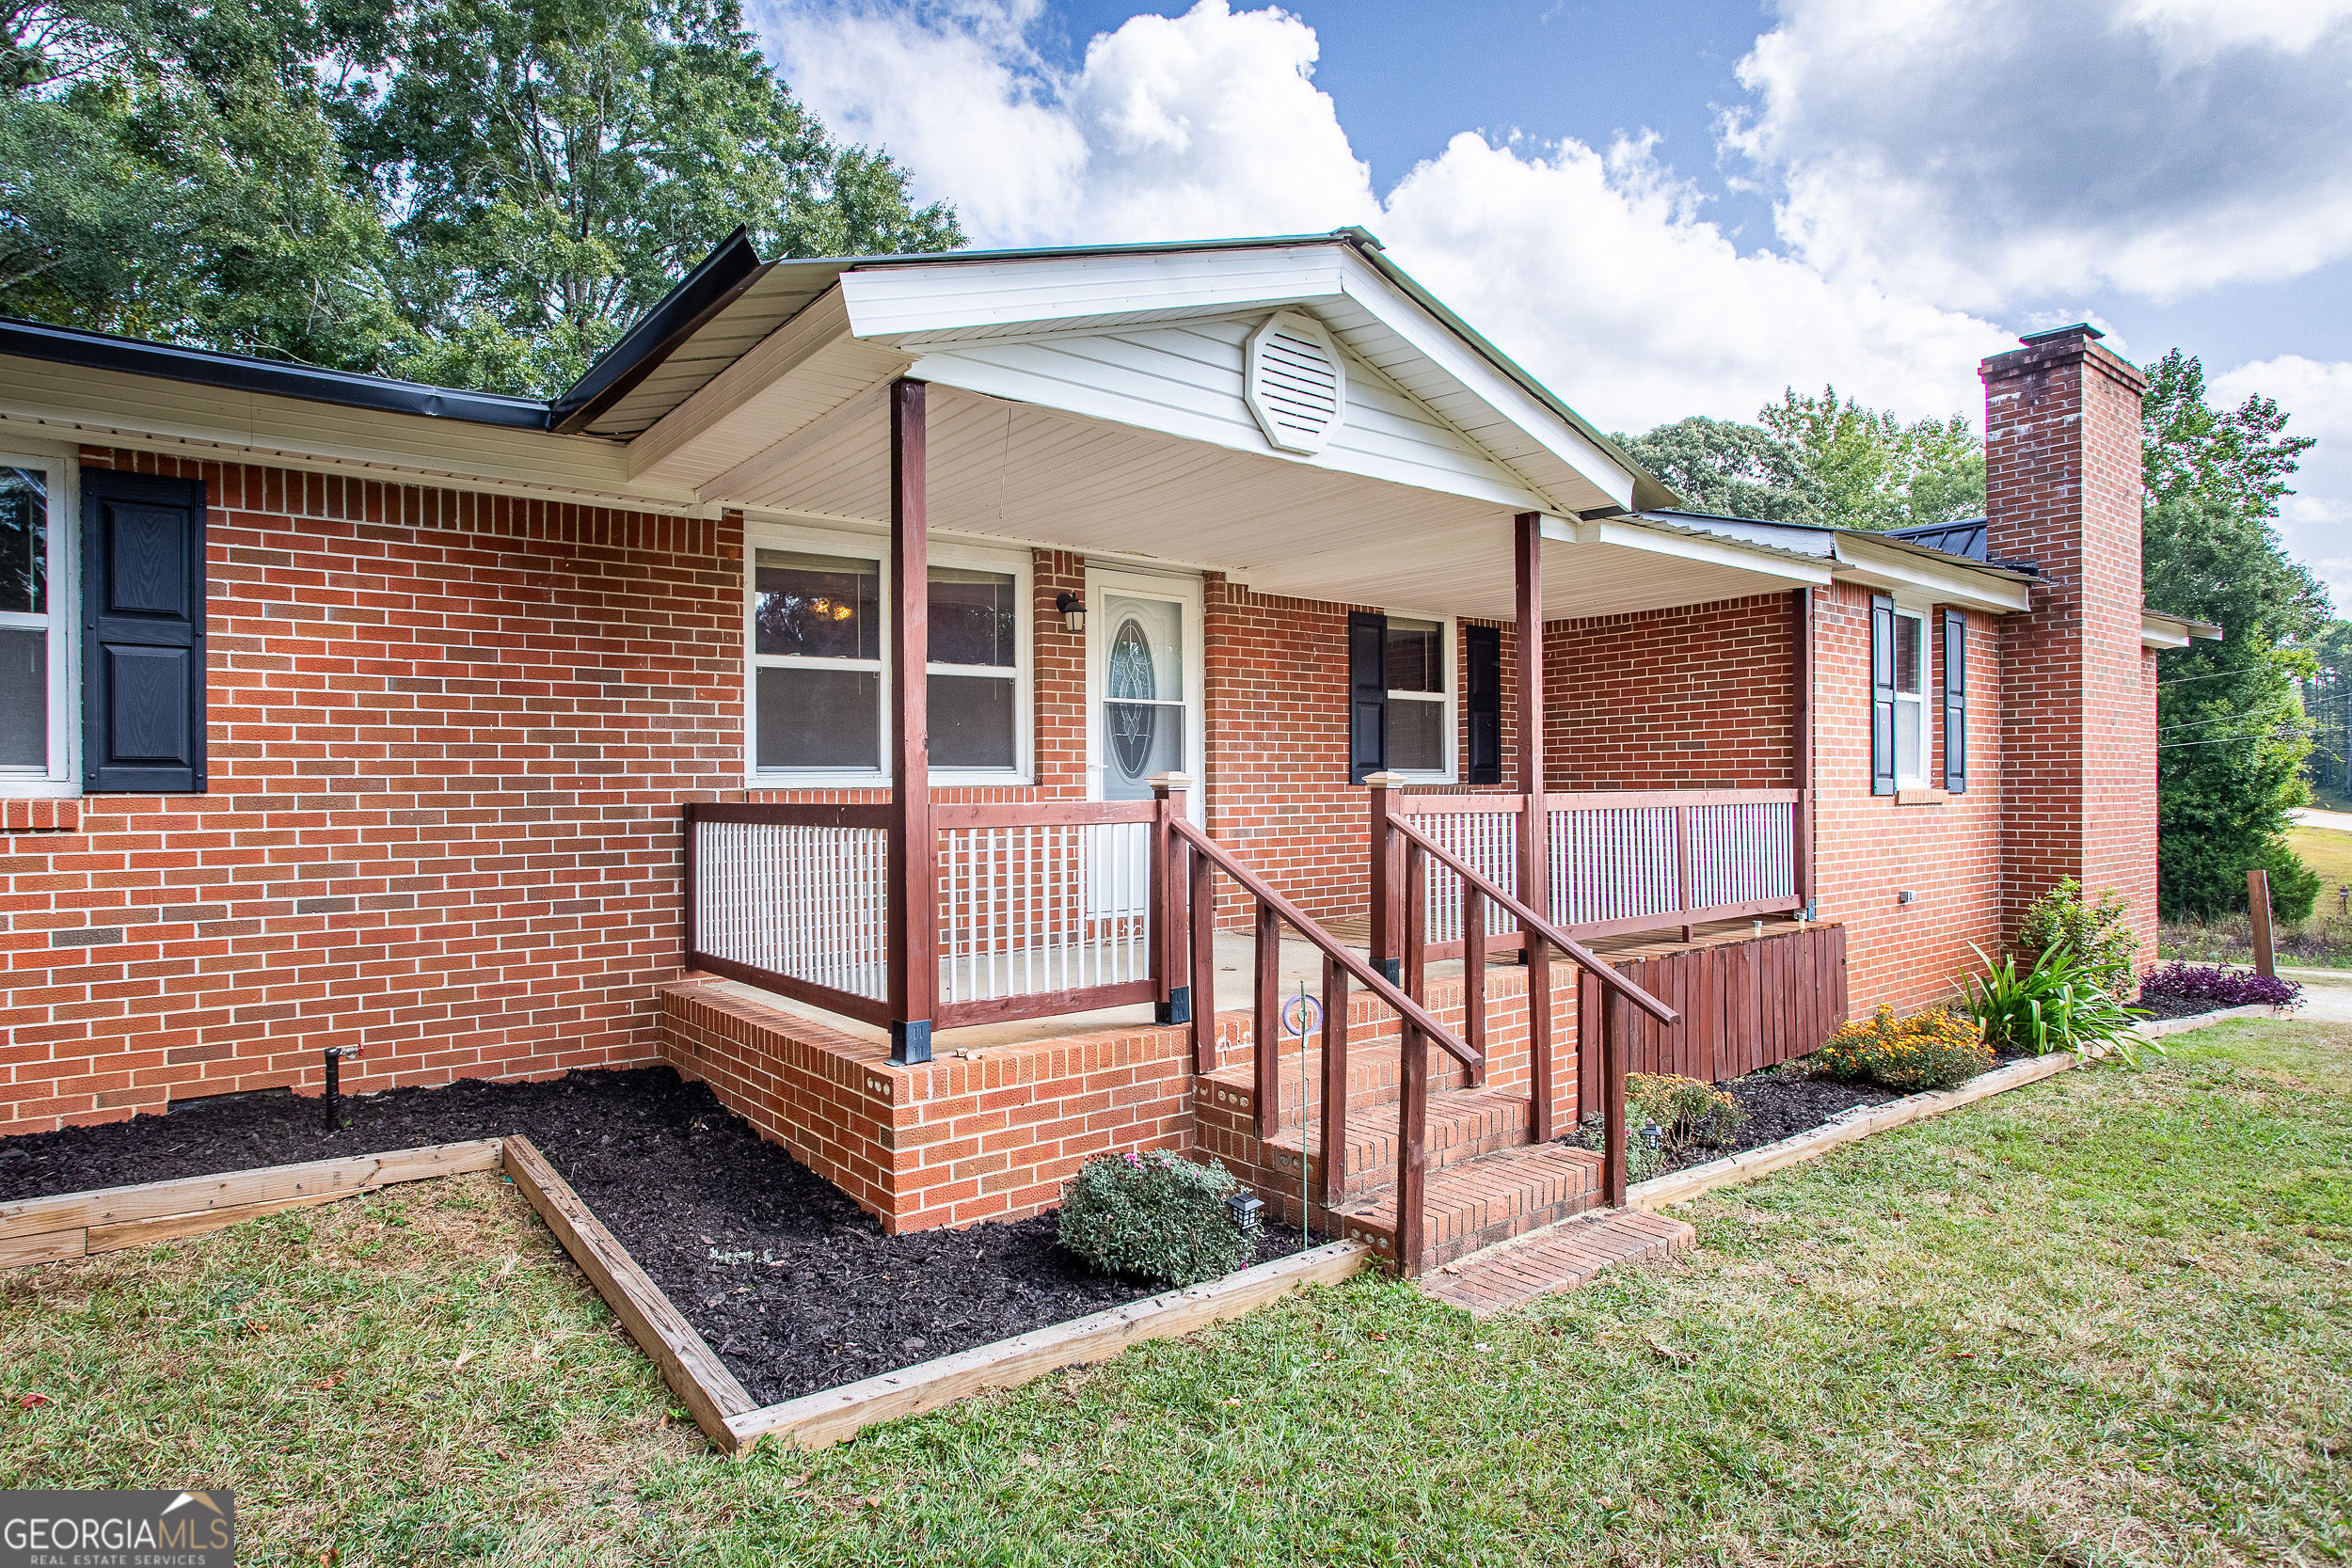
[[723, 1241, 1374, 1455], [0, 1139, 504, 1270], [498, 1135, 760, 1449], [1627, 1003, 2275, 1215]]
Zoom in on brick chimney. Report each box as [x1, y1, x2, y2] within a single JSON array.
[[1979, 325, 2157, 961]]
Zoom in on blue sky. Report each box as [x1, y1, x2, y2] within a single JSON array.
[[753, 0, 2352, 604]]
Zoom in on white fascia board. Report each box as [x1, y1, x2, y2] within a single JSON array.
[[838, 246, 1351, 340], [1831, 536, 2031, 613], [0, 356, 707, 512], [2142, 610, 2222, 649], [1333, 249, 1637, 513], [1546, 515, 1833, 586]]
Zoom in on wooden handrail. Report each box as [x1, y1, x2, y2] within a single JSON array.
[[1388, 815, 1677, 1025], [685, 801, 894, 831], [1169, 818, 1481, 1072]]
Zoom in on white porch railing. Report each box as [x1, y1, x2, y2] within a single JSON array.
[[935, 816, 1153, 1007], [688, 807, 890, 1007]]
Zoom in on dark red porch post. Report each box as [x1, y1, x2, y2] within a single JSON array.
[[1366, 770, 1406, 984], [887, 378, 935, 1065], [1792, 587, 1815, 914], [1515, 511, 1553, 1142]]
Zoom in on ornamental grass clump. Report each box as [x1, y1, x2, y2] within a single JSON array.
[[1057, 1149, 1251, 1287], [1963, 942, 2153, 1064], [1813, 1005, 1994, 1092]]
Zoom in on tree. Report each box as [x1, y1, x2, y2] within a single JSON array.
[[351, 0, 962, 395], [1617, 416, 1826, 523], [1621, 390, 1984, 530], [1756, 387, 1985, 531], [0, 0, 961, 393], [2143, 350, 2330, 923]]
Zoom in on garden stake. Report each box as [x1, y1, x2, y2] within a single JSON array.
[[321, 1044, 361, 1132]]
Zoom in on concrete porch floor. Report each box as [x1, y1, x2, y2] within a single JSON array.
[[703, 915, 1822, 1055]]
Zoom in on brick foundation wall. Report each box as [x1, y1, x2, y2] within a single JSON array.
[[1981, 328, 2159, 961], [0, 451, 739, 1134]]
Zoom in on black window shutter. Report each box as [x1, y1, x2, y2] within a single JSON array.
[[1942, 609, 1967, 794], [1466, 624, 1501, 784], [1869, 594, 1896, 797], [1347, 610, 1387, 784], [82, 471, 207, 793]]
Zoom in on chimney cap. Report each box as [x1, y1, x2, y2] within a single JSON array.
[[2018, 322, 2105, 345]]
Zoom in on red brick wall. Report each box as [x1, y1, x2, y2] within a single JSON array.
[[1544, 594, 1799, 790], [0, 451, 739, 1134], [1981, 330, 2158, 963], [1811, 584, 2007, 1014]]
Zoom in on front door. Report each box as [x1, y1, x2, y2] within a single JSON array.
[[1087, 570, 1204, 820]]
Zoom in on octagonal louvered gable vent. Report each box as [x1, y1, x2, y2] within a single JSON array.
[[1245, 310, 1347, 455]]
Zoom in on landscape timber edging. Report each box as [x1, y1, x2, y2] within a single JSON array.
[[1627, 1003, 2279, 1215], [0, 1138, 504, 1269]]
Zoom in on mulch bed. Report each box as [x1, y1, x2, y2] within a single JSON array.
[[2133, 990, 2220, 1021], [1630, 1069, 1905, 1179], [0, 1069, 1311, 1406]]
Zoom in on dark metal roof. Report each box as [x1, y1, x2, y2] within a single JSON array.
[[1884, 518, 1989, 560], [0, 315, 554, 430]]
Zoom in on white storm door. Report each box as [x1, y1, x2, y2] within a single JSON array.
[[1086, 571, 1204, 822]]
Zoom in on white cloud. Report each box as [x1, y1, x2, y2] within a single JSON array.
[[2214, 354, 2352, 446], [755, 0, 2008, 433], [1727, 0, 2352, 310]]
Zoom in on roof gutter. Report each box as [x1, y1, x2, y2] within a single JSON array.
[[0, 316, 554, 431], [548, 227, 768, 435]]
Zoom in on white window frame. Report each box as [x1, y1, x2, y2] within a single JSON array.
[[1382, 609, 1456, 784], [1890, 600, 1931, 789], [0, 450, 78, 798], [744, 521, 1033, 788]]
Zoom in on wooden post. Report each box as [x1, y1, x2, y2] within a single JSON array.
[[1600, 991, 1627, 1208], [1189, 844, 1216, 1073], [1150, 772, 1193, 1025], [1792, 588, 1814, 914], [681, 802, 700, 966], [1397, 845, 1430, 1275], [1319, 953, 1348, 1213], [1253, 898, 1280, 1140], [1403, 839, 1427, 1009], [886, 378, 934, 1066], [1462, 881, 1486, 1085], [1366, 771, 1406, 984], [1514, 512, 1553, 1143], [2249, 867, 2277, 977]]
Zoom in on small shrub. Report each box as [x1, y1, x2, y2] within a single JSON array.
[[1057, 1150, 1250, 1287], [1575, 1118, 1666, 1183], [1815, 1005, 1995, 1091], [1626, 1073, 1746, 1151], [2018, 878, 2139, 998], [2139, 960, 2303, 1011], [1963, 942, 2153, 1064]]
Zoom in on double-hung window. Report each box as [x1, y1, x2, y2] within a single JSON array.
[[749, 531, 1029, 784], [1891, 608, 1929, 787], [0, 458, 71, 791], [1384, 617, 1448, 776]]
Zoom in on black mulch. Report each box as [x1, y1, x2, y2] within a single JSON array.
[[1633, 1069, 1906, 1178], [0, 1069, 1312, 1406], [2132, 990, 2220, 1021]]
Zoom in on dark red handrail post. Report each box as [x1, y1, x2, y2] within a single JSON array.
[[1366, 771, 1406, 985], [1676, 803, 1695, 944], [1462, 881, 1486, 1084], [1189, 843, 1216, 1073], [1601, 992, 1627, 1207], [1319, 952, 1348, 1214], [1253, 897, 1280, 1140], [1397, 838, 1430, 1275], [1150, 772, 1192, 1024], [681, 802, 700, 969], [885, 377, 935, 1066], [1403, 837, 1427, 1010]]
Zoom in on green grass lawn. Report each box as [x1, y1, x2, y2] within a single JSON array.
[[6, 1021, 2350, 1565]]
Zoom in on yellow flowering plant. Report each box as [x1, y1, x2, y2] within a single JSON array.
[[1813, 1005, 1994, 1092]]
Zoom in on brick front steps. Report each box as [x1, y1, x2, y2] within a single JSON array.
[[1420, 1209, 1695, 1317], [1195, 1045, 1605, 1271]]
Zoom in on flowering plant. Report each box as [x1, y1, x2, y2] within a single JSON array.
[[1814, 1005, 1994, 1091], [2140, 961, 2303, 1011]]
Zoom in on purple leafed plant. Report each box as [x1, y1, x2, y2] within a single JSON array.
[[2140, 961, 2303, 1010]]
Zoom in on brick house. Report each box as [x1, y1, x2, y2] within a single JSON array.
[[0, 230, 2210, 1273]]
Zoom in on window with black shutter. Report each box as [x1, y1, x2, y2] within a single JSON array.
[[1942, 609, 1967, 793], [81, 471, 206, 793], [1869, 593, 1895, 796], [1466, 624, 1501, 784], [1347, 610, 1386, 784]]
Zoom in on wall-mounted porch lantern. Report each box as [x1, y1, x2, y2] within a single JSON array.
[[1055, 591, 1088, 633]]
